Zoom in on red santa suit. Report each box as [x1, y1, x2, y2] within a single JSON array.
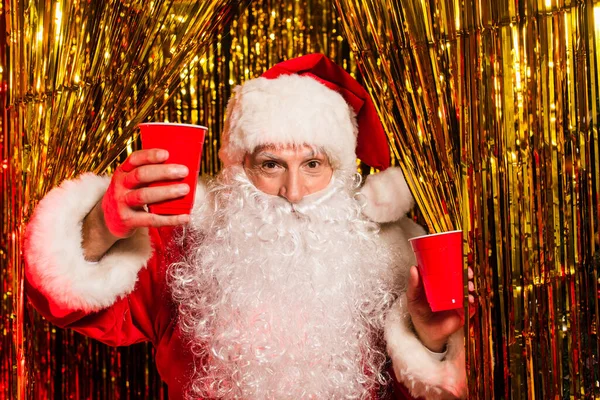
[[24, 54, 466, 399]]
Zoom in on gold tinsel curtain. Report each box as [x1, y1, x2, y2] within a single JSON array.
[[2, 0, 600, 398]]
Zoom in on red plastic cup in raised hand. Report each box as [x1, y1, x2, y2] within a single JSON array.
[[409, 230, 464, 312], [139, 122, 206, 215]]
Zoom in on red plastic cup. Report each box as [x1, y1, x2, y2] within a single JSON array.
[[409, 230, 464, 312], [139, 122, 206, 215]]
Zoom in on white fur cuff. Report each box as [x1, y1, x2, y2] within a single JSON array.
[[385, 295, 467, 399], [25, 173, 153, 313], [361, 167, 414, 223]]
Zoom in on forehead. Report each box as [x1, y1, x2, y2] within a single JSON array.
[[251, 144, 324, 159]]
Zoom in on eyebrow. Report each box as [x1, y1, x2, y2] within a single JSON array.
[[256, 148, 321, 160], [255, 152, 280, 160], [305, 147, 318, 158]]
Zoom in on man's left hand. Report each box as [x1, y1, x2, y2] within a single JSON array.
[[406, 265, 476, 353]]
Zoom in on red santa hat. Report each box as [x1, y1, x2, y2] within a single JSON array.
[[218, 53, 391, 174]]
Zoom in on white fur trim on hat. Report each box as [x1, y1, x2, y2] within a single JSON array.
[[360, 167, 414, 223], [25, 173, 153, 313], [385, 295, 467, 399], [219, 74, 358, 174]]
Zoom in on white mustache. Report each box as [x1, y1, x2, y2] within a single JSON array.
[[255, 175, 348, 216]]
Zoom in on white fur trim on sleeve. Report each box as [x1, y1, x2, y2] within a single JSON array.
[[25, 173, 153, 313], [385, 295, 467, 399], [361, 167, 414, 223]]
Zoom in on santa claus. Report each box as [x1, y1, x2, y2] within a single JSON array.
[[24, 54, 467, 399]]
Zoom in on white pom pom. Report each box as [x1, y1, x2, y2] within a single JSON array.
[[360, 167, 414, 223]]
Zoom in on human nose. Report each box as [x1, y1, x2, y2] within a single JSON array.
[[279, 170, 307, 203]]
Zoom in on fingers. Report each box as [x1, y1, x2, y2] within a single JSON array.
[[467, 267, 476, 302], [105, 197, 191, 237], [467, 266, 477, 317], [406, 265, 421, 302], [467, 267, 475, 296], [135, 212, 190, 228], [102, 149, 194, 238], [124, 184, 190, 208], [122, 164, 189, 189], [120, 149, 169, 173], [406, 265, 432, 316], [110, 199, 190, 232]]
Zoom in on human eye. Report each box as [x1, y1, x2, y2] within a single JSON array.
[[261, 160, 280, 171], [306, 160, 321, 169]]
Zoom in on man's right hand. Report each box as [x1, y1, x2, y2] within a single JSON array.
[[82, 149, 191, 261]]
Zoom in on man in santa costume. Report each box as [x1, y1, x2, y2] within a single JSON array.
[[24, 54, 468, 399]]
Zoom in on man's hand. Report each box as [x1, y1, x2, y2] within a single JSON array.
[[82, 149, 191, 261], [406, 265, 476, 353]]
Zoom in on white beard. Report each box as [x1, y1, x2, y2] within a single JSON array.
[[169, 167, 398, 400]]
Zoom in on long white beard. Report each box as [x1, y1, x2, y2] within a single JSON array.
[[169, 167, 398, 399]]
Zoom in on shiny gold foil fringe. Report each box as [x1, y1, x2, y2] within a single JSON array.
[[336, 0, 600, 398], [4, 0, 599, 398]]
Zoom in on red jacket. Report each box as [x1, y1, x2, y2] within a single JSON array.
[[26, 225, 420, 399]]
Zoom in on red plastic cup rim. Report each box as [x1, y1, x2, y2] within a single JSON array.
[[409, 230, 462, 252], [408, 230, 462, 242], [139, 122, 208, 130]]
